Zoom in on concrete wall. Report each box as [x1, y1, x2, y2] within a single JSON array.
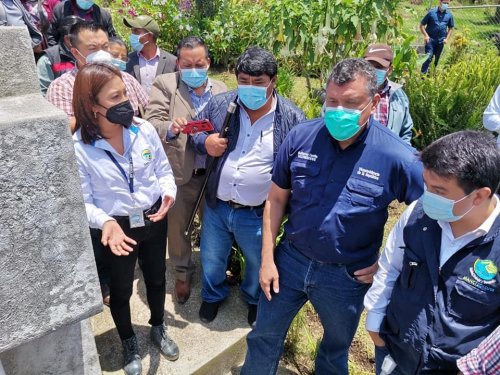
[[0, 27, 102, 374]]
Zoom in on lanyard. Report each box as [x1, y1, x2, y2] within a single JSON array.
[[105, 151, 134, 193]]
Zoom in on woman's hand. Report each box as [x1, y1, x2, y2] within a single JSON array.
[[147, 196, 174, 222], [101, 220, 137, 256]]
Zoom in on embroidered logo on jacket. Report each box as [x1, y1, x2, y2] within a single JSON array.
[[297, 151, 318, 162], [142, 149, 153, 162], [471, 258, 497, 284]]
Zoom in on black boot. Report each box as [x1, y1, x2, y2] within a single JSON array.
[[122, 335, 142, 375]]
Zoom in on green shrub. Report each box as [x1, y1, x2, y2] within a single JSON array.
[[407, 49, 500, 149]]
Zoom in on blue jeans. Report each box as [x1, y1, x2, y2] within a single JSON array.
[[241, 241, 370, 375], [421, 39, 444, 74], [200, 200, 263, 305]]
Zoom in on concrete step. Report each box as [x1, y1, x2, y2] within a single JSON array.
[[90, 250, 252, 375]]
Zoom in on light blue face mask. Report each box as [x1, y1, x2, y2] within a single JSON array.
[[76, 0, 94, 11], [238, 83, 271, 111], [422, 189, 475, 222], [129, 33, 148, 53], [324, 100, 371, 141], [441, 3, 449, 11], [112, 58, 127, 71], [375, 68, 388, 86], [181, 68, 209, 88]]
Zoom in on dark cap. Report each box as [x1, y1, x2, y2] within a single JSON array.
[[363, 43, 393, 68], [123, 15, 160, 38]]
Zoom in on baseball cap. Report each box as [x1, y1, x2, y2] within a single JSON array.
[[123, 15, 160, 38], [364, 44, 393, 68]]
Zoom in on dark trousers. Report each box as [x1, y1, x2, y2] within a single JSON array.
[[91, 216, 168, 340], [421, 39, 445, 73]]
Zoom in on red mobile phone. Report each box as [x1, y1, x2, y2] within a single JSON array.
[[182, 119, 214, 134]]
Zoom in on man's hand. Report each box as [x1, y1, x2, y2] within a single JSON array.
[[353, 260, 379, 283], [205, 133, 228, 157], [259, 257, 280, 301], [368, 330, 386, 347], [101, 220, 137, 256], [443, 38, 448, 44], [424, 36, 430, 43], [169, 117, 188, 135], [147, 195, 174, 222]]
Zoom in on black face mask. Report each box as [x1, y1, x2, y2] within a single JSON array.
[[99, 100, 134, 128]]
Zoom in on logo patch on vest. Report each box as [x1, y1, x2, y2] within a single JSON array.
[[297, 151, 318, 162], [470, 259, 497, 285], [142, 149, 153, 161]]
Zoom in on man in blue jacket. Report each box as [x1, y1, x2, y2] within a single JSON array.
[[420, 0, 454, 73], [190, 47, 306, 326], [364, 43, 413, 144], [365, 130, 500, 374], [242, 58, 424, 375]]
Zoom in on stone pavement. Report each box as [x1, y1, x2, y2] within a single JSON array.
[[90, 250, 299, 375]]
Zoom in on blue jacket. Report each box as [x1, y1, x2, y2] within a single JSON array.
[[191, 90, 306, 208], [386, 80, 413, 144], [381, 202, 500, 374]]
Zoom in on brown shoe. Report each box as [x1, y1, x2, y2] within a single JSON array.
[[175, 279, 191, 304]]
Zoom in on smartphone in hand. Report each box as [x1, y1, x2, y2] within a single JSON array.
[[181, 119, 214, 134]]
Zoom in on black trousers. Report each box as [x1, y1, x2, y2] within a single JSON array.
[[91, 215, 168, 340]]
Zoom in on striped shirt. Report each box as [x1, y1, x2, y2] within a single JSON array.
[[46, 68, 148, 118], [373, 82, 390, 126]]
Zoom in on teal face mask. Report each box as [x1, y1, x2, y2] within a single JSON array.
[[375, 68, 388, 86], [238, 83, 271, 111], [76, 0, 94, 11], [324, 100, 372, 141], [181, 68, 209, 88], [112, 58, 127, 71], [422, 189, 475, 222]]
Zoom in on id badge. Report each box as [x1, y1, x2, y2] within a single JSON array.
[[129, 207, 145, 228]]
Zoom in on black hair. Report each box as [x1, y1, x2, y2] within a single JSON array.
[[420, 130, 500, 196], [109, 36, 127, 48], [327, 58, 378, 97], [58, 16, 83, 37], [176, 36, 209, 59], [69, 21, 107, 49], [235, 47, 278, 78]]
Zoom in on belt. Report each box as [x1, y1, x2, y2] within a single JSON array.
[[223, 199, 265, 210], [192, 168, 206, 176], [112, 197, 162, 221]]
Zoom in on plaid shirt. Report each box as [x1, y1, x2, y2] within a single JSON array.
[[373, 81, 390, 126], [457, 326, 500, 374], [46, 68, 148, 117]]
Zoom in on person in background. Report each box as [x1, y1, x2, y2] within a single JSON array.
[[457, 325, 500, 375], [241, 58, 423, 375], [47, 0, 115, 47], [123, 15, 176, 96], [146, 36, 227, 305], [190, 47, 306, 327], [483, 84, 500, 148], [72, 62, 179, 375], [363, 43, 413, 144], [36, 15, 81, 95], [109, 36, 128, 71], [364, 130, 499, 374], [419, 0, 454, 74], [46, 21, 148, 132], [0, 0, 43, 52]]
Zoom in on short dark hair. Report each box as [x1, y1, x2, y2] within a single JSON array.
[[327, 58, 378, 97], [235, 47, 278, 79], [58, 16, 83, 37], [73, 63, 123, 144], [176, 36, 209, 59], [69, 21, 107, 49], [109, 36, 127, 49], [421, 130, 500, 197]]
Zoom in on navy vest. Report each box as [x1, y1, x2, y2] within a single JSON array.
[[381, 202, 500, 374]]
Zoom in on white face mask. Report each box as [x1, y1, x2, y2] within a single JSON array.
[[75, 49, 113, 65]]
